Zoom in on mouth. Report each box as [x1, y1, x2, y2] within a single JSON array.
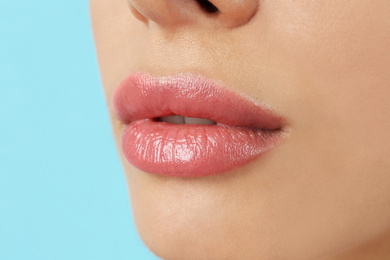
[[113, 72, 286, 177]]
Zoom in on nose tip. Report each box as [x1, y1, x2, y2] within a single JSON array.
[[128, 0, 259, 29]]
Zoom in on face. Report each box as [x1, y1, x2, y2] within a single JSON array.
[[90, 1, 390, 259]]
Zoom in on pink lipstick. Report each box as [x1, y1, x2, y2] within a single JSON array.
[[113, 72, 285, 177]]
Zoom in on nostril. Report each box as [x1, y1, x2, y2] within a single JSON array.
[[196, 0, 219, 13]]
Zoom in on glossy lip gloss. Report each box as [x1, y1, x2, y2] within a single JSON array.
[[113, 72, 286, 177]]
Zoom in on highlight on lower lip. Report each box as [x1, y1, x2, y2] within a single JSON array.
[[114, 72, 286, 177], [122, 120, 283, 177]]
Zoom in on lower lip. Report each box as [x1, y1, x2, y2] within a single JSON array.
[[122, 119, 283, 177]]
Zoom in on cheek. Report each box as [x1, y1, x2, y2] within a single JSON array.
[[267, 0, 390, 162], [267, 1, 390, 86], [253, 1, 390, 257]]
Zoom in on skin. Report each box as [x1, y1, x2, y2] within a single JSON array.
[[90, 0, 390, 259]]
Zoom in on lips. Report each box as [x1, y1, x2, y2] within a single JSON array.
[[113, 72, 286, 177]]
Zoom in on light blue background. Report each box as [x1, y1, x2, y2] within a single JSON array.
[[0, 1, 158, 259]]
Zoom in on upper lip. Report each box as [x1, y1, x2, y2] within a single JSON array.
[[113, 72, 285, 130]]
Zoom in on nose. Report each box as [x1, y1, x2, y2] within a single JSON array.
[[128, 0, 259, 29]]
